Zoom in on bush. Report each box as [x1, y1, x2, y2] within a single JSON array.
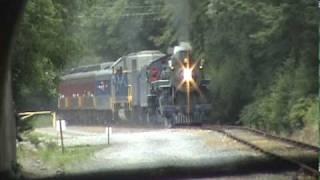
[[29, 114, 52, 128], [26, 133, 41, 146], [240, 57, 317, 135], [46, 141, 58, 149]]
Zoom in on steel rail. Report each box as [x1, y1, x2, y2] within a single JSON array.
[[204, 126, 319, 178], [223, 125, 320, 152]]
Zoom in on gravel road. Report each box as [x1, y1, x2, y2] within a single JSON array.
[[35, 127, 261, 172], [32, 127, 305, 179]]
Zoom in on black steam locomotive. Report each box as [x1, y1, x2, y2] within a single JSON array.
[[147, 42, 211, 127]]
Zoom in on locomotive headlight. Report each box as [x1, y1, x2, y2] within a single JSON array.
[[183, 68, 192, 81]]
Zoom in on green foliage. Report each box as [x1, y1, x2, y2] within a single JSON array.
[[240, 57, 317, 134], [198, 0, 317, 133], [12, 0, 85, 111], [303, 98, 319, 125], [81, 0, 167, 59], [28, 115, 52, 128], [182, 0, 318, 134], [25, 133, 41, 146], [13, 0, 317, 135], [39, 145, 105, 169]]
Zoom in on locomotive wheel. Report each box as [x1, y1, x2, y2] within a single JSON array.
[[146, 111, 151, 124], [146, 110, 161, 125], [132, 107, 147, 124], [146, 111, 158, 124], [177, 112, 182, 125], [164, 117, 169, 128], [139, 109, 147, 123], [164, 116, 173, 128]]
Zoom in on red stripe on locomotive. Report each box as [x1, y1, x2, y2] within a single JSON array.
[[149, 67, 160, 82]]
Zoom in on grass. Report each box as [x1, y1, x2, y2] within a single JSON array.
[[18, 131, 107, 172], [286, 100, 318, 146], [39, 144, 105, 169], [29, 114, 52, 128], [289, 123, 318, 146], [23, 131, 56, 146]]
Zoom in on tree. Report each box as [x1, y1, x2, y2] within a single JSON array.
[[12, 0, 318, 136], [12, 0, 84, 111]]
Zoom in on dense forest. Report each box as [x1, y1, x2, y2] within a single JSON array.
[[12, 0, 318, 136]]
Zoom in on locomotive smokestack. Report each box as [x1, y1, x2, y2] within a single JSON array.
[[165, 0, 191, 42]]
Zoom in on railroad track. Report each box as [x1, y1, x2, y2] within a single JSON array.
[[202, 125, 319, 178], [223, 125, 319, 152]]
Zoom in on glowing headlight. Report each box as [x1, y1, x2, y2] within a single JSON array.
[[183, 68, 192, 81]]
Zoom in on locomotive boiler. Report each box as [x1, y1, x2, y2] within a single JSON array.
[[147, 42, 211, 127]]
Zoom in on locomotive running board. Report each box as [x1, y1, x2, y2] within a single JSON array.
[[151, 80, 170, 89]]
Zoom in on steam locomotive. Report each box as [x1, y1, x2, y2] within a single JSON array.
[[146, 43, 211, 127], [57, 43, 210, 126]]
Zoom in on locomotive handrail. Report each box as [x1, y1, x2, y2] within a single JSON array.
[[128, 84, 133, 111], [151, 80, 170, 84]]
